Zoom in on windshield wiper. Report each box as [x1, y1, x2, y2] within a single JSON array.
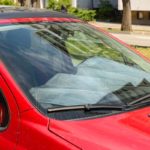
[[128, 94, 150, 106], [47, 104, 124, 113]]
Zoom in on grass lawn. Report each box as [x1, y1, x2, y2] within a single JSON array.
[[134, 46, 150, 58]]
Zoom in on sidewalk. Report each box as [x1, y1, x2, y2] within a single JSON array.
[[90, 21, 150, 33], [112, 33, 150, 47], [90, 21, 150, 47]]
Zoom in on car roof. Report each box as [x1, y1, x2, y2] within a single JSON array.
[[0, 6, 76, 19]]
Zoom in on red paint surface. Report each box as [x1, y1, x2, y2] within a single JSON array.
[[49, 107, 150, 150], [0, 18, 150, 149], [0, 74, 20, 150], [0, 17, 81, 24], [0, 61, 80, 150]]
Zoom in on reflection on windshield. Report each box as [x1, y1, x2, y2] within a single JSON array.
[[1, 22, 150, 115], [30, 57, 150, 108]]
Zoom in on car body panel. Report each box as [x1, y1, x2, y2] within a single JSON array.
[[49, 107, 150, 150], [0, 17, 81, 24], [15, 109, 80, 150], [0, 9, 150, 149], [0, 75, 20, 150], [0, 61, 80, 150]]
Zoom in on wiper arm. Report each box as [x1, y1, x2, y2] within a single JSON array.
[[47, 104, 124, 113], [128, 94, 150, 106]]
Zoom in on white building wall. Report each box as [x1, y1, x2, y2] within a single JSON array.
[[118, 0, 150, 11], [72, 0, 77, 7]]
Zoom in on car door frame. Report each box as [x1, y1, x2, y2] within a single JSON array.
[[0, 75, 20, 150]]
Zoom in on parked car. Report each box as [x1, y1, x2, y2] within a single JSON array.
[[1, 7, 150, 150]]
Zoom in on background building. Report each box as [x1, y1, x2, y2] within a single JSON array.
[[117, 0, 150, 25], [72, 0, 150, 25]]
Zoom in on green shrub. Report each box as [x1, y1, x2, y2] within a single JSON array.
[[47, 0, 56, 10], [0, 0, 14, 5], [57, 0, 71, 9], [68, 7, 96, 21], [48, 0, 71, 10], [68, 7, 78, 14], [47, 0, 96, 21]]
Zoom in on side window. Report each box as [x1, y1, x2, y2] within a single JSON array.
[[137, 12, 144, 20], [0, 90, 9, 128]]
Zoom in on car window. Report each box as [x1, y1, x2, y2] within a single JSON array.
[[0, 90, 9, 128], [1, 22, 150, 120]]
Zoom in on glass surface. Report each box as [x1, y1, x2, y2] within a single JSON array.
[[1, 22, 150, 119]]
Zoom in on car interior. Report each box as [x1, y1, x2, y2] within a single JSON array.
[[0, 91, 9, 128], [0, 27, 76, 91]]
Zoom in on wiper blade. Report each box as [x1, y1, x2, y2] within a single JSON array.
[[128, 94, 150, 105], [47, 104, 124, 113]]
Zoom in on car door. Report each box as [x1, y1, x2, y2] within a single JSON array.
[[0, 75, 20, 150]]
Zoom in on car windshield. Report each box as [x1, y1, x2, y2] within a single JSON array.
[[1, 21, 150, 119]]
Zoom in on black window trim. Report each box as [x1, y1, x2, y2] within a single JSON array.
[[0, 89, 10, 131]]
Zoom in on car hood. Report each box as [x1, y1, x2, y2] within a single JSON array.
[[48, 106, 150, 150]]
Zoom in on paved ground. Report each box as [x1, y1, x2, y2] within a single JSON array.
[[90, 22, 150, 47], [112, 33, 150, 47], [91, 21, 150, 33]]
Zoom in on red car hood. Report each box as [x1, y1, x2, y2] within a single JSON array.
[[48, 107, 150, 150]]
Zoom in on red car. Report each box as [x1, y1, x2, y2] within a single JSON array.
[[0, 7, 150, 150]]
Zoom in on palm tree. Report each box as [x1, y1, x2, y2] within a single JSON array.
[[121, 0, 132, 31]]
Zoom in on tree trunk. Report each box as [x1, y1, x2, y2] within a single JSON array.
[[25, 0, 31, 8], [121, 0, 132, 31]]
